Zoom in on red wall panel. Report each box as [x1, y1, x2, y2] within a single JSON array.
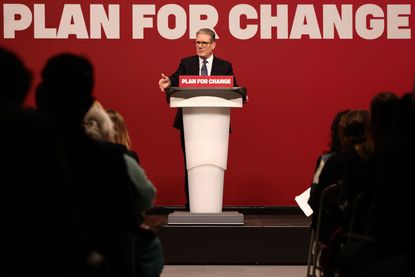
[[2, 0, 414, 206]]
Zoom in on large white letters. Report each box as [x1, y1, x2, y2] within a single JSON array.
[[189, 5, 219, 39], [34, 4, 56, 38], [323, 5, 353, 39], [132, 4, 220, 39], [4, 4, 120, 39], [157, 4, 186, 40], [355, 4, 384, 40], [290, 5, 322, 39], [229, 4, 258, 40], [56, 5, 88, 39], [387, 5, 411, 39], [260, 5, 288, 39], [132, 5, 155, 39], [2, 3, 413, 40], [3, 4, 32, 38], [90, 4, 120, 39]]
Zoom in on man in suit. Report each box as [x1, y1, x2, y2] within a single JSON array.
[[158, 28, 238, 210]]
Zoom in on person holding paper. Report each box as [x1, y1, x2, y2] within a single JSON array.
[[158, 28, 238, 210]]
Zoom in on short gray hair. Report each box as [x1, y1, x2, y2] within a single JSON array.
[[84, 101, 115, 143], [196, 28, 216, 42]]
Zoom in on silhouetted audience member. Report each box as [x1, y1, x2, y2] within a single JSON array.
[[366, 92, 415, 276], [105, 108, 163, 276], [338, 110, 371, 215], [35, 53, 146, 277], [84, 102, 163, 277], [309, 110, 369, 226], [336, 92, 413, 277], [309, 110, 369, 276], [0, 48, 89, 276], [309, 109, 350, 215], [107, 109, 140, 163], [0, 50, 31, 109], [367, 92, 399, 155]]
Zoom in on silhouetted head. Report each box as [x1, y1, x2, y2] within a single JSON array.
[[338, 110, 369, 153], [369, 92, 399, 151], [396, 92, 415, 138], [35, 53, 94, 125], [0, 47, 32, 108], [328, 109, 350, 152]]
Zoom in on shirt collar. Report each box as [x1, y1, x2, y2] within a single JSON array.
[[199, 54, 214, 65]]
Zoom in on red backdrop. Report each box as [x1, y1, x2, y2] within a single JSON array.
[[2, 0, 414, 206]]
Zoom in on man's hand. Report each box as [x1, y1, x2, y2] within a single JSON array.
[[158, 73, 171, 92]]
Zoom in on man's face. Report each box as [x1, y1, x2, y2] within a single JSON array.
[[195, 33, 216, 59]]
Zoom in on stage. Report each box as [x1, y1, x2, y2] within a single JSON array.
[[147, 207, 311, 265]]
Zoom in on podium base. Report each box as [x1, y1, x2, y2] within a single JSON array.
[[168, 211, 244, 225]]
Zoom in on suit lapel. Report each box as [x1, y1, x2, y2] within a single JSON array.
[[211, 57, 218, 75], [211, 56, 224, 76], [191, 56, 199, 75]]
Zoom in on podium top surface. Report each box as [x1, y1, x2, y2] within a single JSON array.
[[166, 87, 247, 104]]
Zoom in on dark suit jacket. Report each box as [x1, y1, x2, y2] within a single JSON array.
[[169, 55, 238, 129]]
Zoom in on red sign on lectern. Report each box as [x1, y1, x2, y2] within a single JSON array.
[[179, 76, 234, 88]]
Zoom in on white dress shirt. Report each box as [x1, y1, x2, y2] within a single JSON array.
[[199, 55, 214, 76]]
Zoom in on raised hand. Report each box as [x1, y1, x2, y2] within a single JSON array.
[[158, 73, 171, 92]]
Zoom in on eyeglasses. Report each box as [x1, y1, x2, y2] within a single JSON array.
[[194, 41, 212, 47]]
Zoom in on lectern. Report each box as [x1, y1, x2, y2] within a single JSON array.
[[166, 85, 247, 225]]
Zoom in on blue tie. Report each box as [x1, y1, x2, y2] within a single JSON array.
[[201, 59, 208, 76]]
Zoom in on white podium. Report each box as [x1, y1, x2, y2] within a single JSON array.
[[166, 87, 247, 224]]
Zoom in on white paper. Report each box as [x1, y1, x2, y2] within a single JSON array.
[[295, 187, 313, 217]]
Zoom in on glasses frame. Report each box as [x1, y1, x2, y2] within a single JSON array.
[[194, 41, 213, 47]]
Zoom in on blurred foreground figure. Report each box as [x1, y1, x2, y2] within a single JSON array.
[[0, 49, 89, 276]]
